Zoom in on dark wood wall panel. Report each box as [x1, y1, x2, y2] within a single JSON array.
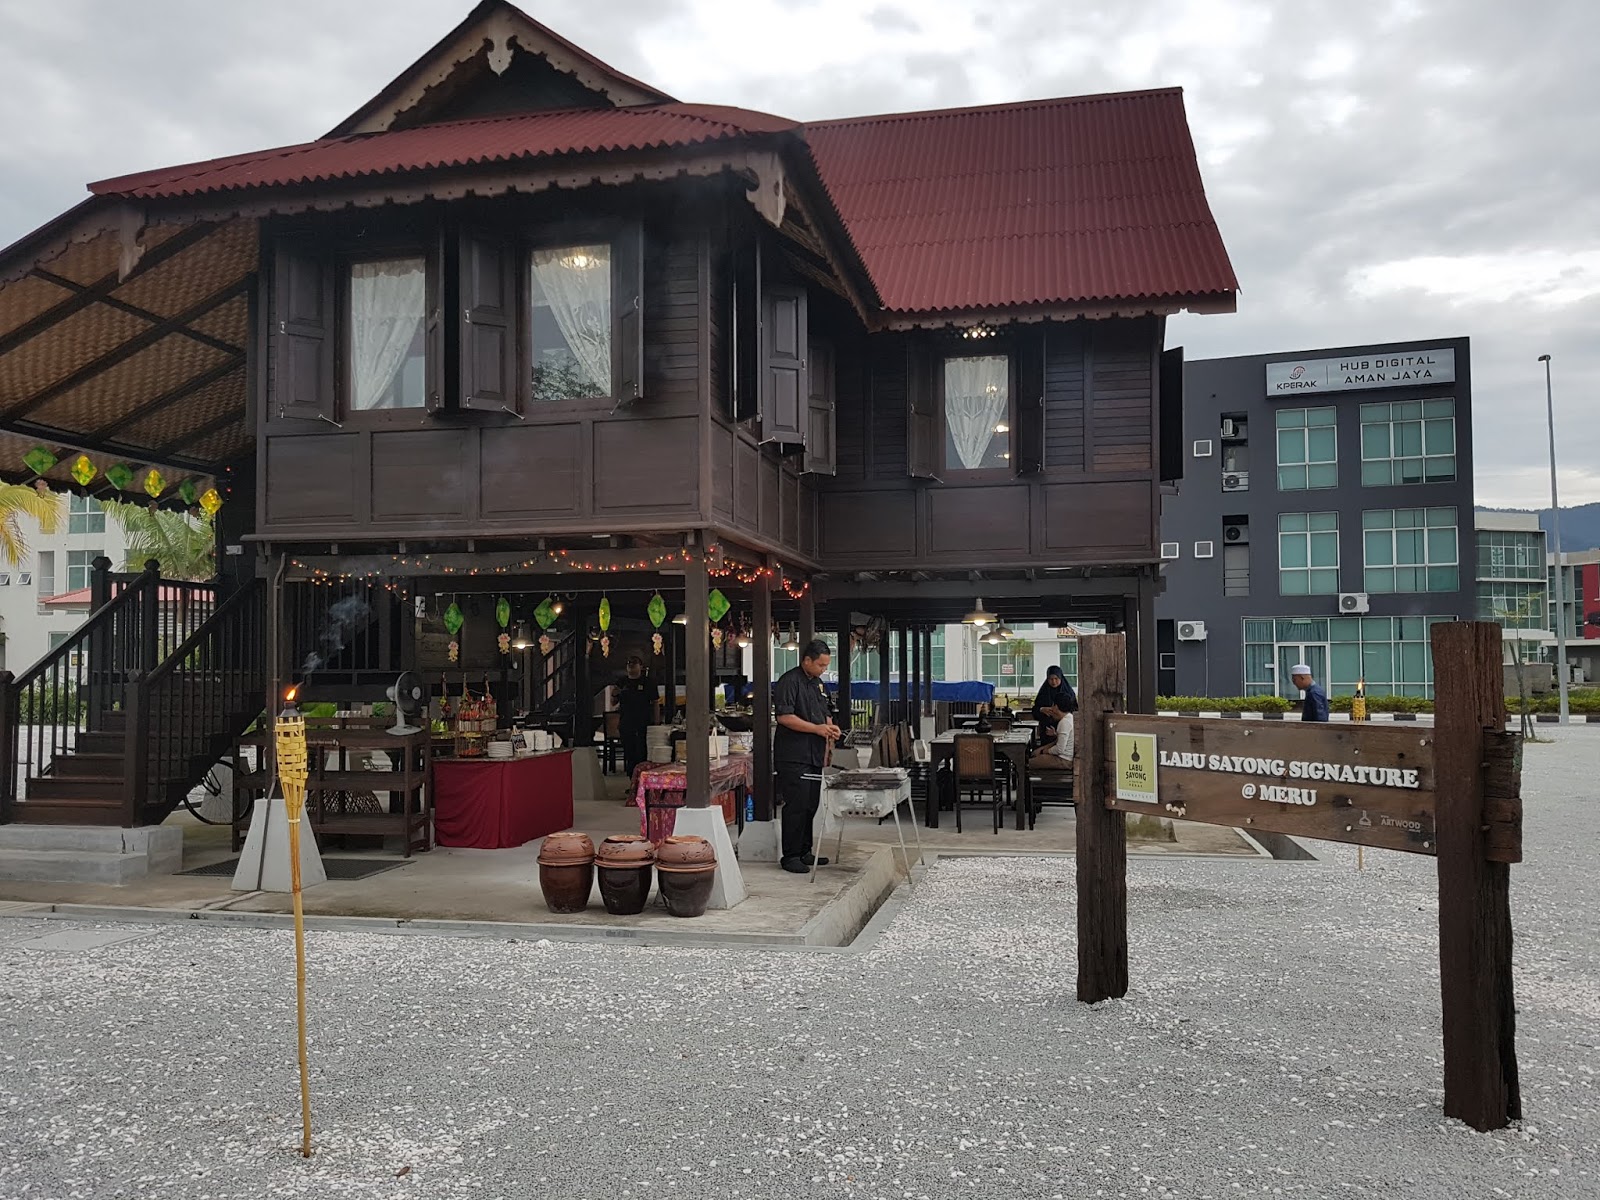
[[925, 486, 1029, 556], [1090, 323, 1153, 472], [1041, 481, 1152, 555], [594, 416, 699, 512], [820, 490, 916, 557], [868, 338, 907, 477], [780, 469, 800, 548], [758, 455, 780, 537], [370, 429, 470, 521], [710, 425, 735, 518], [733, 439, 760, 525], [480, 423, 582, 516], [642, 237, 702, 408], [1045, 324, 1087, 470], [265, 435, 357, 524], [834, 341, 868, 481]]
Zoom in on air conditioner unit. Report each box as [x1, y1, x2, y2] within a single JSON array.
[[1223, 523, 1249, 544], [1160, 541, 1181, 560], [1192, 439, 1214, 458], [1177, 620, 1208, 642], [1193, 541, 1215, 559], [1220, 419, 1240, 439], [1339, 592, 1370, 614], [1222, 471, 1250, 492]]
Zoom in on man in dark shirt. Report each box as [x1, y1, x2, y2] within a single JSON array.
[[773, 639, 842, 874], [615, 655, 658, 775], [1291, 664, 1330, 722]]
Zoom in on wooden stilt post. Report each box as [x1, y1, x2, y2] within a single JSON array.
[[684, 551, 711, 808], [751, 573, 774, 822], [1432, 621, 1520, 1130], [836, 614, 853, 731], [1076, 632, 1128, 1003]]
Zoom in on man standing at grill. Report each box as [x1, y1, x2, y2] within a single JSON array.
[[774, 639, 842, 874], [1291, 663, 1330, 722]]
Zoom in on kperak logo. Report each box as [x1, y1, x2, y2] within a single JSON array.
[[1288, 365, 1306, 379]]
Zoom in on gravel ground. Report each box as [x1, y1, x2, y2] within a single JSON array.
[[1, 729, 1595, 1200]]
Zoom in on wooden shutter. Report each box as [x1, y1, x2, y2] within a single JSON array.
[[271, 239, 334, 422], [425, 228, 446, 413], [907, 342, 940, 479], [1159, 345, 1185, 483], [803, 338, 836, 475], [613, 222, 644, 404], [1014, 329, 1046, 475], [759, 284, 807, 445], [457, 230, 516, 412]]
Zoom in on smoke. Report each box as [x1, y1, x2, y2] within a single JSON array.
[[301, 597, 374, 677]]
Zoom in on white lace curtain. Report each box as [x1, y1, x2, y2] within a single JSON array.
[[531, 245, 612, 396], [944, 355, 1009, 469], [349, 259, 425, 410]]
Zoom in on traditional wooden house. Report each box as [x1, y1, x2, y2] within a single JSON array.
[[0, 1, 1235, 843]]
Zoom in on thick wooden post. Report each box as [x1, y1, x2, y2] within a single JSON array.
[[876, 624, 891, 727], [751, 575, 774, 822], [909, 624, 921, 731], [896, 624, 909, 725], [1432, 621, 1520, 1130], [684, 555, 711, 807], [799, 589, 816, 651], [1076, 632, 1128, 1003]]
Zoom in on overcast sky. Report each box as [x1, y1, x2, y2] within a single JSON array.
[[1, 0, 1596, 506]]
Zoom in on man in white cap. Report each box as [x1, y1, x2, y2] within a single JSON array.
[[1290, 663, 1329, 722]]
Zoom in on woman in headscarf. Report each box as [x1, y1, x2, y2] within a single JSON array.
[[1031, 664, 1078, 740]]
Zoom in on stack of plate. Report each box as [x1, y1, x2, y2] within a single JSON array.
[[486, 739, 514, 760], [646, 725, 674, 764]]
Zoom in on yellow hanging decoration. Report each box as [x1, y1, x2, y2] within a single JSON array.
[[199, 487, 224, 517], [144, 468, 165, 498], [273, 694, 315, 1159], [70, 455, 97, 487]]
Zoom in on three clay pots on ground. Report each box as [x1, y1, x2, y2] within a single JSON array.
[[538, 831, 717, 918]]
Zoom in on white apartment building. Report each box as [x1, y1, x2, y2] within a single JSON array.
[[0, 496, 131, 674]]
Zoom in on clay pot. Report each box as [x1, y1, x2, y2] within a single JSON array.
[[595, 835, 656, 916], [654, 835, 716, 918], [537, 831, 595, 914]]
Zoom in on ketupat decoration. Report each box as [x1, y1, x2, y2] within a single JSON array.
[[647, 592, 667, 629], [707, 588, 730, 623], [598, 596, 611, 632], [70, 455, 97, 486], [23, 446, 57, 476], [496, 596, 511, 629], [144, 468, 165, 498], [105, 462, 135, 491], [534, 596, 558, 629], [443, 600, 464, 636], [199, 487, 223, 516], [179, 479, 198, 507]]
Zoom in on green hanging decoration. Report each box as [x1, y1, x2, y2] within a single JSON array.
[[443, 600, 464, 637], [647, 592, 667, 629], [105, 463, 135, 492], [23, 447, 57, 476], [706, 588, 731, 624], [598, 596, 612, 632], [495, 597, 511, 629], [533, 596, 558, 630], [179, 479, 199, 507], [70, 455, 97, 487]]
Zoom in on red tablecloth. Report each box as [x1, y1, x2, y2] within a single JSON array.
[[434, 753, 574, 849], [631, 755, 752, 842]]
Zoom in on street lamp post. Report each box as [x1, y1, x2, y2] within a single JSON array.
[[1538, 354, 1570, 724]]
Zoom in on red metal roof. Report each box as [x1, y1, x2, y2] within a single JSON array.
[[803, 90, 1237, 314], [89, 103, 798, 200]]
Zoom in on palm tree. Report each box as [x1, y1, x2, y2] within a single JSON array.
[[103, 501, 215, 581], [0, 483, 63, 565]]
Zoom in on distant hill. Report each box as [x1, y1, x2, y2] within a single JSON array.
[[1477, 503, 1600, 553]]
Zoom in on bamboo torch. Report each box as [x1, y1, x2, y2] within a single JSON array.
[[274, 687, 313, 1158]]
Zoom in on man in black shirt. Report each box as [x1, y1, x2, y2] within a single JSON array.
[[615, 655, 658, 776], [773, 639, 841, 874]]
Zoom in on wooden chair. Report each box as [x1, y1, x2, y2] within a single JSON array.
[[952, 734, 1007, 834], [599, 711, 623, 774]]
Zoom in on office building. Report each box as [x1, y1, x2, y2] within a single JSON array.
[[1157, 337, 1474, 699]]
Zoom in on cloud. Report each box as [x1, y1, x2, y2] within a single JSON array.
[[0, 0, 1596, 504]]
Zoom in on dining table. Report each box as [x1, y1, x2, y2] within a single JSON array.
[[631, 753, 754, 842], [927, 729, 1037, 830]]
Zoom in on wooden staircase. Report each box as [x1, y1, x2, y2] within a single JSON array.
[[0, 563, 265, 828]]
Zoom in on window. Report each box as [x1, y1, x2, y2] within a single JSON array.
[[530, 243, 612, 402], [981, 639, 1033, 692], [37, 550, 54, 599], [48, 632, 70, 652], [1278, 512, 1340, 595], [1242, 615, 1452, 698], [68, 494, 105, 534], [67, 549, 101, 592], [346, 258, 427, 411], [1479, 581, 1546, 629], [1161, 542, 1180, 560], [1363, 507, 1459, 592], [943, 355, 1010, 470], [1223, 543, 1251, 597], [1361, 399, 1456, 486], [1476, 530, 1544, 581], [1192, 440, 1213, 458], [1194, 541, 1214, 558], [1276, 407, 1337, 490]]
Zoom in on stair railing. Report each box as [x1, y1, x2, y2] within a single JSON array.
[[125, 580, 265, 825]]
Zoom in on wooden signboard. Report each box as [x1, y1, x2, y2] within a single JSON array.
[[1104, 716, 1438, 855]]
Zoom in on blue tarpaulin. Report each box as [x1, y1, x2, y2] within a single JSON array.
[[822, 680, 995, 704]]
